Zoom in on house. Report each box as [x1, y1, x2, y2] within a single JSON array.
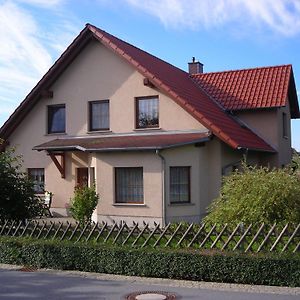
[[0, 24, 299, 225]]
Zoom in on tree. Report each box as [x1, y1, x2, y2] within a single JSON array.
[[0, 141, 43, 220], [69, 185, 99, 225], [204, 163, 300, 225]]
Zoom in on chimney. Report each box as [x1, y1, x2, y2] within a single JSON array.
[[188, 57, 203, 74]]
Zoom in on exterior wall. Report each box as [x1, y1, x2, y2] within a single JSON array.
[[46, 151, 90, 214], [93, 151, 163, 225], [92, 141, 224, 225], [7, 39, 205, 214], [164, 140, 223, 223], [50, 40, 205, 135], [277, 103, 292, 166], [236, 102, 292, 167]]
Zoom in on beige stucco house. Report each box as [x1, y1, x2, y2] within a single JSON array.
[[0, 24, 299, 225]]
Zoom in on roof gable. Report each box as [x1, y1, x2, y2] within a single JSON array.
[[0, 24, 277, 152], [192, 65, 300, 118], [87, 24, 274, 152]]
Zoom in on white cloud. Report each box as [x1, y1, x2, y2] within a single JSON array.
[[0, 0, 80, 127], [126, 0, 300, 36], [16, 0, 64, 8]]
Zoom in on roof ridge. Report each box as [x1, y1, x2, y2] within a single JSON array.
[[192, 64, 292, 76]]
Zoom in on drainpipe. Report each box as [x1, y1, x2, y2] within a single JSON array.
[[156, 149, 166, 227]]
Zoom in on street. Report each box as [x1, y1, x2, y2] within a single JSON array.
[[0, 267, 299, 300]]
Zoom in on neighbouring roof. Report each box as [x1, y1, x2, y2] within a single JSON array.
[[1, 23, 298, 153], [33, 132, 211, 152], [192, 65, 300, 118]]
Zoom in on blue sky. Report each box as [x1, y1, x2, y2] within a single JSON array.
[[0, 0, 300, 149]]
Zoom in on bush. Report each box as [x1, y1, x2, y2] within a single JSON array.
[[0, 236, 299, 286], [204, 163, 300, 225], [69, 185, 99, 225], [0, 141, 43, 220]]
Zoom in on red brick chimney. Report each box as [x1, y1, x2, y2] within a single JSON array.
[[188, 57, 203, 74]]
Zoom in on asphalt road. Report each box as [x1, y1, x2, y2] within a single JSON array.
[[0, 267, 299, 300]]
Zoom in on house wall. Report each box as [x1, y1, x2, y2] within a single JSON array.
[[91, 140, 228, 225], [93, 151, 163, 225], [7, 39, 206, 214], [236, 101, 292, 167], [50, 40, 205, 135]]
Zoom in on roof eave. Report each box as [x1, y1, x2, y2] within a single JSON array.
[[0, 26, 93, 140], [32, 136, 211, 152]]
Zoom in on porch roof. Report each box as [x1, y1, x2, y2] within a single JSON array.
[[33, 132, 211, 152]]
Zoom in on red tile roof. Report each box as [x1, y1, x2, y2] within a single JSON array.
[[2, 23, 297, 152], [192, 65, 298, 116], [33, 132, 211, 151]]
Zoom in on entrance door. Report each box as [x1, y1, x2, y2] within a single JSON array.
[[76, 168, 89, 187]]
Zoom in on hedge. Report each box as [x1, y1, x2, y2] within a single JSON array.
[[0, 237, 299, 287]]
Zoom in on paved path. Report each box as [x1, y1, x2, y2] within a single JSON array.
[[0, 264, 299, 300]]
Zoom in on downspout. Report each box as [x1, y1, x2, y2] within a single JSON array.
[[156, 149, 166, 227]]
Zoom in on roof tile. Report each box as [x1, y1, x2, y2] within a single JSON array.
[[192, 65, 292, 112]]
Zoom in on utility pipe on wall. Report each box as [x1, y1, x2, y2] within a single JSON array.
[[156, 149, 166, 227]]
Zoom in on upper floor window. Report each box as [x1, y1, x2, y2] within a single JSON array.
[[170, 166, 191, 204], [48, 104, 65, 134], [136, 96, 159, 128], [28, 168, 44, 194], [115, 167, 144, 204], [89, 100, 109, 131]]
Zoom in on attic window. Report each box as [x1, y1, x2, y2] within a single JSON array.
[[136, 96, 159, 128], [48, 104, 66, 134]]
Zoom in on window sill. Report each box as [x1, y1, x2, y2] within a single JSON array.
[[113, 203, 147, 207], [168, 202, 195, 207], [134, 127, 161, 132], [87, 130, 112, 134], [45, 133, 67, 136]]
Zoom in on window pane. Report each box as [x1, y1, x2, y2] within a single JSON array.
[[48, 105, 65, 133], [170, 167, 190, 203], [90, 101, 109, 130], [28, 168, 45, 194], [115, 167, 143, 203], [137, 97, 158, 128]]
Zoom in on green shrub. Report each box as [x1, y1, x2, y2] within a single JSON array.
[[69, 185, 99, 225], [0, 141, 43, 220], [0, 236, 299, 286], [205, 163, 300, 225]]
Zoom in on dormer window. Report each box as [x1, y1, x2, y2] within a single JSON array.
[[48, 104, 66, 134], [136, 96, 159, 128]]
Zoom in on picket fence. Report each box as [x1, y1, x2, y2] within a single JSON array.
[[0, 220, 299, 253]]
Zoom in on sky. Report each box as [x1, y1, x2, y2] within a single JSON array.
[[0, 0, 300, 150]]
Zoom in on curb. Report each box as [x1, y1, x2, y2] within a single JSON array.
[[1, 263, 299, 295]]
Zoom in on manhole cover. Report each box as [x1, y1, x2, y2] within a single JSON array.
[[125, 291, 178, 300]]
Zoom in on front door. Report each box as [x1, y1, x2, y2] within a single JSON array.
[[76, 167, 88, 187]]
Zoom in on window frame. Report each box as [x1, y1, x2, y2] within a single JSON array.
[[135, 96, 159, 129], [47, 104, 66, 134], [28, 168, 45, 194], [89, 100, 110, 131], [114, 167, 144, 204], [169, 166, 191, 204]]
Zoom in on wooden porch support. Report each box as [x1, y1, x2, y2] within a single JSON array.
[[48, 152, 65, 178]]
